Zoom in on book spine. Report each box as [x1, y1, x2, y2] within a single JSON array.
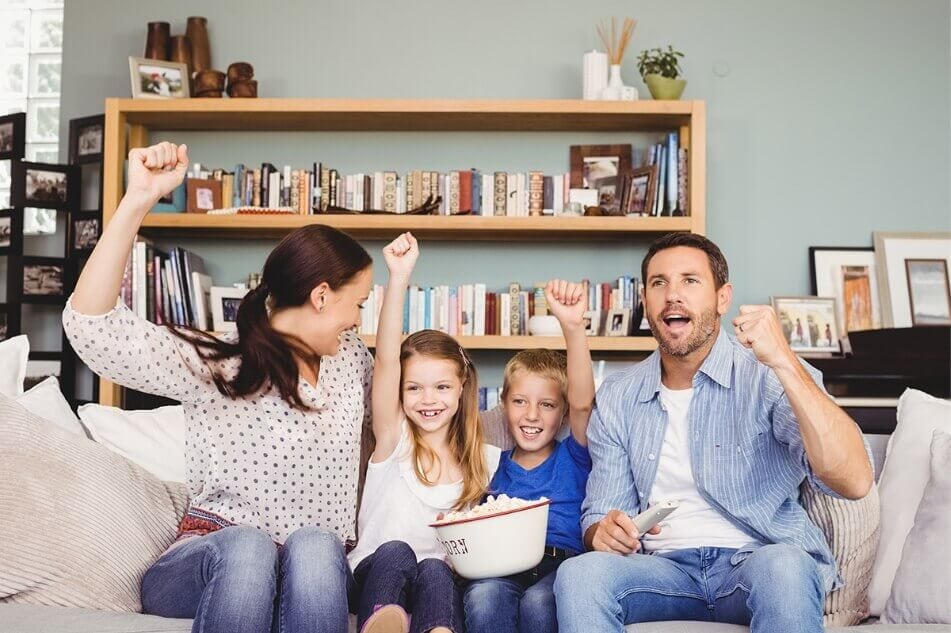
[[678, 147, 689, 216], [508, 282, 520, 336], [528, 171, 544, 216], [493, 172, 507, 216]]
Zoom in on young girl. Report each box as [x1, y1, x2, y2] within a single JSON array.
[[348, 232, 500, 633], [64, 142, 373, 633]]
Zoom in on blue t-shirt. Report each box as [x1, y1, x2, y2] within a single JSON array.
[[489, 434, 592, 554]]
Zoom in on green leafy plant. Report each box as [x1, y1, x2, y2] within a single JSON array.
[[636, 46, 685, 80]]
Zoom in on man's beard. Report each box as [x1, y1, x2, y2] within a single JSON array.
[[647, 305, 719, 357]]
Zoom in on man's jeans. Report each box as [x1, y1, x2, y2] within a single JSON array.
[[141, 525, 352, 633], [554, 544, 823, 633]]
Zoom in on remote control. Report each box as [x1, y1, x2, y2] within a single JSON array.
[[631, 500, 679, 534]]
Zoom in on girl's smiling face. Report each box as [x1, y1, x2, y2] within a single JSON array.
[[401, 356, 464, 438]]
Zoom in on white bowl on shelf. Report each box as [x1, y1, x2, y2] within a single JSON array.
[[430, 499, 550, 580]]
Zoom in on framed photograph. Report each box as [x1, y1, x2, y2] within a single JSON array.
[[187, 178, 222, 213], [808, 246, 882, 334], [129, 57, 190, 99], [71, 210, 101, 251], [25, 357, 62, 391], [582, 310, 602, 336], [68, 113, 104, 164], [210, 286, 248, 332], [569, 144, 632, 215], [11, 161, 78, 209], [770, 296, 842, 356], [0, 111, 26, 160], [873, 231, 951, 328], [154, 181, 186, 213], [19, 256, 67, 304], [624, 165, 659, 216], [0, 208, 23, 255], [605, 308, 631, 337], [904, 259, 951, 326], [0, 303, 20, 342]]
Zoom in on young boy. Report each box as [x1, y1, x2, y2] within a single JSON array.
[[464, 279, 594, 633]]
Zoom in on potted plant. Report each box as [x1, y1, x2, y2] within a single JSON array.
[[636, 45, 686, 100]]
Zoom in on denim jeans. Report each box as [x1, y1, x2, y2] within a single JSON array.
[[554, 544, 823, 633], [141, 525, 353, 633], [351, 540, 463, 633], [463, 552, 565, 633]]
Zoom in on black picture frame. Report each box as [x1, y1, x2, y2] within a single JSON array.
[[0, 303, 19, 341], [0, 208, 23, 256], [13, 255, 69, 305], [68, 114, 105, 164], [71, 210, 102, 252], [0, 112, 26, 161], [11, 161, 80, 210]]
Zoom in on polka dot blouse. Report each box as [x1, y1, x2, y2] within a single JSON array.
[[63, 298, 373, 545]]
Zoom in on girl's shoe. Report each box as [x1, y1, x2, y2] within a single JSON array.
[[361, 604, 410, 633]]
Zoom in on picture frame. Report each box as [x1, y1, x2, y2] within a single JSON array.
[[873, 231, 951, 328], [808, 246, 882, 334], [623, 165, 659, 216], [17, 255, 68, 304], [153, 181, 186, 213], [210, 286, 248, 332], [25, 356, 62, 391], [770, 296, 842, 356], [11, 161, 79, 210], [0, 304, 11, 342], [187, 178, 223, 213], [71, 210, 101, 252], [582, 310, 602, 336], [0, 208, 23, 255], [605, 308, 631, 337], [904, 259, 951, 327], [0, 111, 26, 160], [569, 144, 633, 215], [68, 113, 104, 164], [128, 57, 190, 99]]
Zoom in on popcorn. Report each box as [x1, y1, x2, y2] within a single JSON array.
[[435, 494, 547, 524]]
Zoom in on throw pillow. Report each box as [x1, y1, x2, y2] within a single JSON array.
[[0, 395, 188, 611], [0, 335, 29, 397], [801, 480, 880, 626], [78, 403, 185, 482], [882, 431, 951, 624], [868, 389, 951, 615], [16, 376, 84, 435]]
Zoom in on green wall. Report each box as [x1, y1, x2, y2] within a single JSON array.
[[59, 0, 951, 386]]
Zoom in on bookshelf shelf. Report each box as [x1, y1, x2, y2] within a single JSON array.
[[100, 97, 705, 405]]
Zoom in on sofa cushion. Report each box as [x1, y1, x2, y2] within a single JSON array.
[[16, 376, 84, 436], [77, 403, 185, 482], [882, 431, 951, 624], [869, 389, 951, 615], [0, 395, 189, 611], [0, 335, 29, 397]]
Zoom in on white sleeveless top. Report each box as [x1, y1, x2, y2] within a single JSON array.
[[348, 419, 501, 567]]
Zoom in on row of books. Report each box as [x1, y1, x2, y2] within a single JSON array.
[[644, 132, 688, 217], [359, 277, 643, 337], [121, 237, 212, 330]]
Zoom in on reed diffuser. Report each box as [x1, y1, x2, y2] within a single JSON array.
[[596, 17, 637, 100]]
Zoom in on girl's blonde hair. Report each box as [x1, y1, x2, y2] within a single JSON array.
[[400, 330, 489, 510]]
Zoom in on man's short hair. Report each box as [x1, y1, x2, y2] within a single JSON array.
[[641, 233, 730, 289], [501, 348, 568, 403]]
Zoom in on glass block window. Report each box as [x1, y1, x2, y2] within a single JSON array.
[[0, 0, 63, 234]]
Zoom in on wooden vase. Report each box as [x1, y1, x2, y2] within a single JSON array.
[[144, 22, 170, 60], [185, 16, 211, 73]]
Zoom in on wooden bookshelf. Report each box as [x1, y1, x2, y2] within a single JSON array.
[[99, 98, 704, 405]]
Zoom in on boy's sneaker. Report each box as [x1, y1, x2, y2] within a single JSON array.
[[361, 604, 410, 633]]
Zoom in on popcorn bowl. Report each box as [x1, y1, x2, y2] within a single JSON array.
[[429, 498, 550, 580]]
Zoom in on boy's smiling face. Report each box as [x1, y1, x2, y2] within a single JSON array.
[[503, 371, 566, 456]]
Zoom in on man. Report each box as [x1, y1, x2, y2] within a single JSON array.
[[554, 233, 873, 633]]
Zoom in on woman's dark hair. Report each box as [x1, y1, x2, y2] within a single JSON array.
[[169, 224, 372, 410]]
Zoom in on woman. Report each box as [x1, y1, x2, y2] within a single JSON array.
[[64, 142, 373, 633]]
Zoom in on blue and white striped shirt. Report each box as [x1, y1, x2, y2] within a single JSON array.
[[583, 328, 848, 592]]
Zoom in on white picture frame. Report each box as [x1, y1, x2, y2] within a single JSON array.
[[582, 310, 602, 336], [873, 231, 951, 328], [128, 57, 190, 99], [770, 296, 842, 356], [210, 286, 247, 333], [809, 246, 882, 334], [605, 308, 630, 337]]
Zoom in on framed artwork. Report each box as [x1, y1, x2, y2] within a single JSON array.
[[128, 57, 190, 99], [624, 165, 659, 216], [210, 286, 248, 332], [0, 207, 23, 255], [569, 144, 632, 215], [808, 246, 882, 334], [0, 111, 26, 160], [18, 256, 67, 304], [68, 113, 104, 164], [770, 296, 842, 355], [605, 308, 631, 336], [187, 178, 222, 213], [904, 259, 951, 326], [153, 181, 186, 213], [71, 210, 101, 252], [582, 310, 602, 336], [10, 161, 78, 210], [873, 231, 951, 328]]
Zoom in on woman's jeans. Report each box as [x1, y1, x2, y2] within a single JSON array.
[[351, 540, 463, 633], [141, 525, 352, 633]]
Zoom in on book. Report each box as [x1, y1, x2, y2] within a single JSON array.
[[191, 272, 213, 331]]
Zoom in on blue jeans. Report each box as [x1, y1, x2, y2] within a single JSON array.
[[141, 525, 352, 633], [554, 544, 823, 633], [351, 540, 463, 633], [463, 552, 564, 633]]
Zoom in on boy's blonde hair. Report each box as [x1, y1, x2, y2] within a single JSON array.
[[501, 349, 568, 403]]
